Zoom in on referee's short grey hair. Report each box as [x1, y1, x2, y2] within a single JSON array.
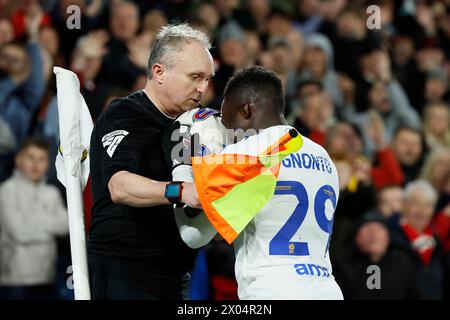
[[147, 23, 211, 79], [404, 180, 438, 205]]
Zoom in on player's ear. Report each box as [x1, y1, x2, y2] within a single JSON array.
[[241, 103, 252, 120], [151, 63, 165, 84]]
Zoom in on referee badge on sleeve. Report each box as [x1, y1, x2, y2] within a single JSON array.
[[102, 130, 129, 158]]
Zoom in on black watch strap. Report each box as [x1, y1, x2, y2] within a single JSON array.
[[165, 181, 183, 204]]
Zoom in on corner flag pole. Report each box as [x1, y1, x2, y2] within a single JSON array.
[[54, 67, 92, 300]]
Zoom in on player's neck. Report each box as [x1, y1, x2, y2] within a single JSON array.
[[254, 115, 286, 130]]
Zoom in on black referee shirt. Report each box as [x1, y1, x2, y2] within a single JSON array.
[[88, 90, 197, 275]]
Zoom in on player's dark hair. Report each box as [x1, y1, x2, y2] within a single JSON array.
[[223, 66, 285, 114]]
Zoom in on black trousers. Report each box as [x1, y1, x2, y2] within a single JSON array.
[[88, 254, 190, 300]]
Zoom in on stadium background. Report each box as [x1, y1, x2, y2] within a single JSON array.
[[0, 0, 449, 300]]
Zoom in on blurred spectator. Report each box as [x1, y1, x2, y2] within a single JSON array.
[[370, 0, 396, 44], [370, 51, 419, 130], [390, 34, 426, 111], [376, 185, 404, 219], [299, 33, 343, 107], [297, 78, 322, 95], [436, 3, 450, 60], [390, 180, 444, 299], [329, 3, 381, 79], [0, 6, 44, 141], [71, 30, 111, 120], [366, 111, 405, 189], [10, 0, 51, 40], [39, 26, 64, 81], [316, 0, 348, 35], [414, 47, 448, 108], [420, 147, 450, 212], [327, 123, 376, 257], [0, 0, 18, 19], [0, 138, 68, 300], [243, 29, 263, 66], [234, 0, 270, 33], [391, 126, 425, 184], [341, 48, 421, 145], [0, 5, 45, 181], [287, 79, 322, 122], [265, 4, 304, 68], [431, 200, 450, 298], [0, 18, 14, 46], [217, 21, 248, 71], [295, 0, 324, 36], [140, 9, 167, 54], [0, 116, 16, 156], [51, 0, 105, 63], [291, 91, 334, 146], [100, 0, 146, 90], [334, 213, 417, 299], [262, 36, 297, 114], [332, 110, 405, 189], [143, 9, 168, 36], [395, 0, 439, 49], [212, 0, 239, 24], [422, 102, 450, 150], [210, 21, 248, 108], [326, 121, 363, 160], [415, 47, 447, 89], [192, 2, 219, 38], [330, 154, 376, 262], [423, 69, 449, 107]]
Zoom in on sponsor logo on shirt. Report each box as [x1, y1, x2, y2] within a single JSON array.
[[192, 108, 219, 122], [294, 263, 330, 278], [102, 130, 129, 158]]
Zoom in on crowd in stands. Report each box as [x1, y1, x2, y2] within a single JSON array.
[[0, 0, 449, 299]]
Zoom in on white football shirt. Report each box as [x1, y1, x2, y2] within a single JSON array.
[[223, 125, 343, 300]]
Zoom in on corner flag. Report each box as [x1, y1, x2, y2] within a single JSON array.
[[192, 129, 303, 244], [54, 66, 93, 300]]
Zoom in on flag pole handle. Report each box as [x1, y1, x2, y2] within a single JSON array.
[[260, 128, 299, 156]]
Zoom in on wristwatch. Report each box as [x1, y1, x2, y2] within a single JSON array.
[[165, 181, 184, 204]]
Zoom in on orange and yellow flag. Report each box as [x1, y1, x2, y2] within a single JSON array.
[[192, 128, 303, 244]]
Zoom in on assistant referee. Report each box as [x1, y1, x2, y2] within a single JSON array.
[[87, 23, 215, 299]]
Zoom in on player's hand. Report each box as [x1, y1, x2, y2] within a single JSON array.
[[181, 182, 201, 209]]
